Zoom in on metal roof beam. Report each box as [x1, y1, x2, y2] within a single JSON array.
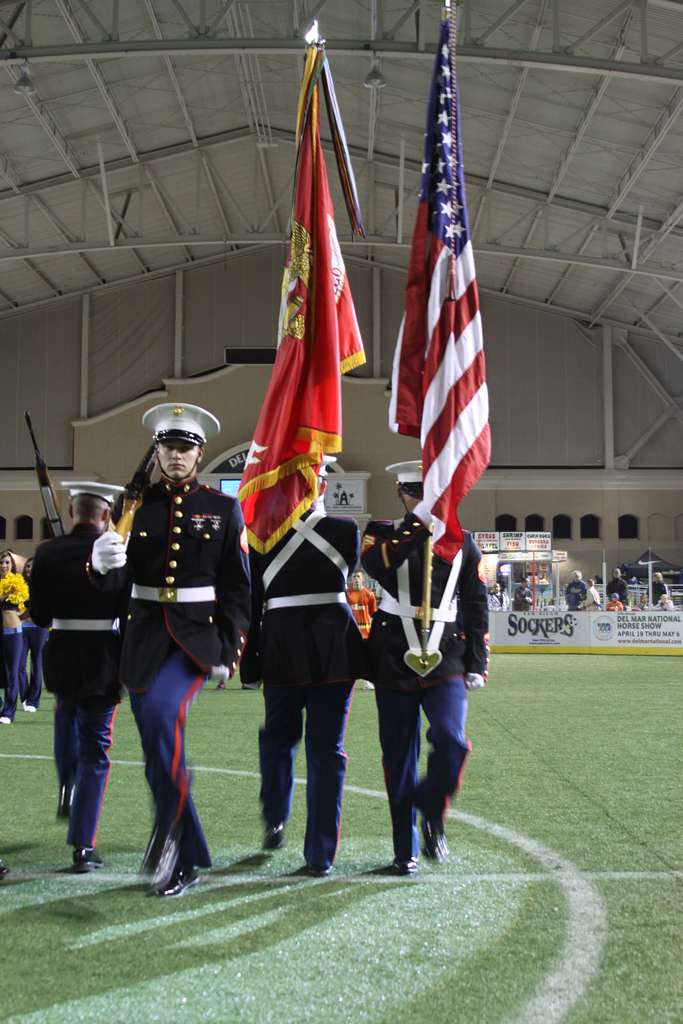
[[0, 151, 103, 285], [537, 7, 633, 304], [54, 0, 138, 163], [200, 150, 232, 237], [564, 0, 632, 54], [206, 1, 237, 38], [589, 192, 683, 323], [3, 236, 683, 285], [3, 65, 79, 177], [383, 1, 420, 41], [475, 0, 533, 47], [607, 88, 683, 216], [5, 39, 683, 86], [1, 124, 681, 247], [0, 12, 23, 47], [143, 0, 198, 146], [168, 0, 199, 37], [616, 335, 683, 426], [144, 166, 192, 261]]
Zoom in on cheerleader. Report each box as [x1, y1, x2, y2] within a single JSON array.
[[0, 550, 29, 725], [18, 557, 48, 712]]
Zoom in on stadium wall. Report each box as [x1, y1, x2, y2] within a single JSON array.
[[0, 250, 681, 567]]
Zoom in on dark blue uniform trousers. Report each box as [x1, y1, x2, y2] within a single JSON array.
[[54, 697, 117, 848], [260, 683, 354, 870], [375, 677, 470, 862], [1, 628, 24, 722], [129, 649, 211, 870], [19, 625, 48, 709]]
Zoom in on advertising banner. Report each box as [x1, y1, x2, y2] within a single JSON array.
[[590, 612, 683, 649], [490, 610, 683, 655], [474, 531, 499, 553], [499, 532, 525, 552], [525, 532, 552, 553]]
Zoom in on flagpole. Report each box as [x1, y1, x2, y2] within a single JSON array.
[[418, 0, 458, 657], [420, 525, 435, 663]]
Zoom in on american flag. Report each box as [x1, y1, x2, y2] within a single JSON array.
[[389, 15, 490, 561]]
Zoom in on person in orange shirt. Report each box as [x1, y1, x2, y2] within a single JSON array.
[[346, 570, 377, 690], [606, 594, 624, 612]]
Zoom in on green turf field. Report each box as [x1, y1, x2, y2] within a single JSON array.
[[1, 654, 681, 1024]]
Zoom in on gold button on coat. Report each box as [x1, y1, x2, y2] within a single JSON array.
[[203, 532, 210, 539], [174, 510, 183, 519], [138, 531, 148, 538], [171, 542, 180, 551], [172, 526, 181, 534], [174, 496, 183, 505], [165, 575, 175, 584], [168, 560, 177, 569]]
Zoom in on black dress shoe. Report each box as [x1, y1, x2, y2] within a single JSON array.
[[57, 782, 74, 820], [263, 823, 285, 850], [302, 863, 332, 877], [421, 819, 449, 862], [391, 857, 418, 875], [0, 858, 9, 880], [72, 847, 103, 873], [153, 864, 199, 897]]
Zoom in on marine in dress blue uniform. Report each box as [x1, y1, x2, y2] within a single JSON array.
[[240, 459, 366, 875], [91, 403, 251, 896], [30, 481, 127, 872], [361, 462, 489, 874]]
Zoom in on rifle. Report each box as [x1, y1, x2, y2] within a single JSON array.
[[113, 444, 156, 543], [25, 411, 64, 538]]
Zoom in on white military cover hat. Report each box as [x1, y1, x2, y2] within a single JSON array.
[[142, 403, 220, 446], [385, 460, 423, 483], [318, 455, 337, 477], [61, 481, 125, 505]]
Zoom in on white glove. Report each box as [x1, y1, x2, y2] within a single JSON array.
[[465, 672, 486, 690], [91, 532, 127, 575], [208, 665, 231, 685]]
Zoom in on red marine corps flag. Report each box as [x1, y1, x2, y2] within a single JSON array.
[[239, 40, 365, 553], [389, 9, 490, 561]]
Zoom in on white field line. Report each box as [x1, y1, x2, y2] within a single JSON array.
[[0, 751, 627, 1024], [4, 868, 681, 886]]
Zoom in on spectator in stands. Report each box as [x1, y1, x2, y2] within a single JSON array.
[[609, 568, 628, 605], [657, 593, 675, 611], [512, 578, 532, 612], [652, 572, 669, 604], [565, 570, 587, 610], [487, 582, 509, 611], [606, 593, 624, 612], [583, 578, 601, 610]]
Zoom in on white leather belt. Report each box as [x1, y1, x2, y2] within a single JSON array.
[[52, 618, 116, 631], [265, 592, 346, 611], [379, 593, 457, 622], [131, 584, 216, 604]]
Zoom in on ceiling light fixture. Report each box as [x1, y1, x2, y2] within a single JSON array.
[[13, 59, 36, 97], [364, 61, 386, 90]]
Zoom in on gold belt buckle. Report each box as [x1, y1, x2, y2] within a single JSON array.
[[158, 587, 178, 603]]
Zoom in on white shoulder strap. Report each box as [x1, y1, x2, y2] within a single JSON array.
[[394, 548, 463, 654], [262, 512, 323, 593], [294, 517, 350, 577], [262, 512, 349, 592]]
